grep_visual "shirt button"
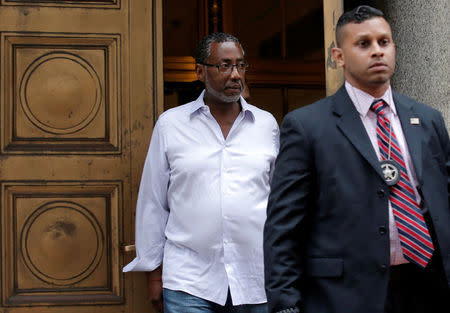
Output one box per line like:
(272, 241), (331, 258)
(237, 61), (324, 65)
(377, 189), (385, 198)
(379, 226), (387, 235)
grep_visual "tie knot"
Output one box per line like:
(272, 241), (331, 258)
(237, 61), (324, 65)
(371, 99), (387, 116)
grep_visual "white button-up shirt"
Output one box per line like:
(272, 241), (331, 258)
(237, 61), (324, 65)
(346, 81), (422, 265)
(123, 91), (280, 305)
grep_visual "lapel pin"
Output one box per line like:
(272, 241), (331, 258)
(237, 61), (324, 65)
(410, 118), (420, 125)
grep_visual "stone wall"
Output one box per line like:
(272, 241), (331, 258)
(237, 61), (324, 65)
(384, 0), (449, 130)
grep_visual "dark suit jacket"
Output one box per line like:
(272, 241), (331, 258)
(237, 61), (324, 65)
(264, 86), (450, 313)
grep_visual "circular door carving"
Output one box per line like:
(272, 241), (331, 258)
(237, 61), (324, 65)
(21, 201), (104, 286)
(20, 52), (102, 134)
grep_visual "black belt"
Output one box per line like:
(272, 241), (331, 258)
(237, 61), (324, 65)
(389, 263), (420, 282)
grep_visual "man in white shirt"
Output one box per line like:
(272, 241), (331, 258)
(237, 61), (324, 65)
(264, 5), (450, 313)
(124, 32), (279, 313)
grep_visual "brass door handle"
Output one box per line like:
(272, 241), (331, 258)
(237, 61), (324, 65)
(120, 244), (136, 252)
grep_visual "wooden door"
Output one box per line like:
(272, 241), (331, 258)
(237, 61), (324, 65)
(0, 1), (162, 312)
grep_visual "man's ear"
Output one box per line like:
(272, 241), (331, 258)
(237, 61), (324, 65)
(331, 47), (345, 68)
(196, 64), (205, 83)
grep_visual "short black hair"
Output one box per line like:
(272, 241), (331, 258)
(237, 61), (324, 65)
(194, 32), (245, 64)
(336, 5), (386, 47)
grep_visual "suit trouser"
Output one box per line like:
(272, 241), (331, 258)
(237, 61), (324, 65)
(385, 256), (450, 312)
(385, 210), (450, 313)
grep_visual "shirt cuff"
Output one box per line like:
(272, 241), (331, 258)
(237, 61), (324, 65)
(123, 256), (161, 272)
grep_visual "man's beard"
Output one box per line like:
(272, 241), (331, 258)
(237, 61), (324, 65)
(205, 76), (242, 103)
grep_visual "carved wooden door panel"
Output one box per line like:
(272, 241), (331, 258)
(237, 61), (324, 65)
(0, 1), (160, 312)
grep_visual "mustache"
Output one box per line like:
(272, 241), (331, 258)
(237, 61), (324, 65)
(224, 81), (243, 90)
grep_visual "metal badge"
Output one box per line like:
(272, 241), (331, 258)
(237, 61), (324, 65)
(380, 160), (400, 186)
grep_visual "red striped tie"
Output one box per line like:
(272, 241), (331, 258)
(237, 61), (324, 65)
(371, 99), (434, 268)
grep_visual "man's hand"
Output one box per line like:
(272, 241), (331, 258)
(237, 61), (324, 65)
(147, 266), (163, 312)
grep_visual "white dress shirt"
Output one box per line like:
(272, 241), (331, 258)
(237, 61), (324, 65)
(345, 81), (422, 265)
(123, 90), (280, 305)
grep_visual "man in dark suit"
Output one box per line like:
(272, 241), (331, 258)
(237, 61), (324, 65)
(264, 5), (450, 313)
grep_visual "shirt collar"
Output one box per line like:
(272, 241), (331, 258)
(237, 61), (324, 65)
(189, 90), (207, 115)
(189, 89), (255, 121)
(345, 81), (397, 117)
(239, 96), (256, 121)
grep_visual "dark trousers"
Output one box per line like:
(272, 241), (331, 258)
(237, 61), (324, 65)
(385, 245), (450, 312)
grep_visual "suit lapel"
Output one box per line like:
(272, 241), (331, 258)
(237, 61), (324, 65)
(332, 87), (386, 181)
(393, 92), (423, 184)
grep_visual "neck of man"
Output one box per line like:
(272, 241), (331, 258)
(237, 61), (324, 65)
(204, 92), (241, 120)
(346, 78), (391, 99)
(204, 92), (242, 139)
(207, 101), (241, 125)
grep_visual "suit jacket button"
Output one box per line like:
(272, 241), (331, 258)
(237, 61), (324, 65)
(380, 264), (388, 273)
(379, 226), (387, 235)
(377, 189), (385, 198)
